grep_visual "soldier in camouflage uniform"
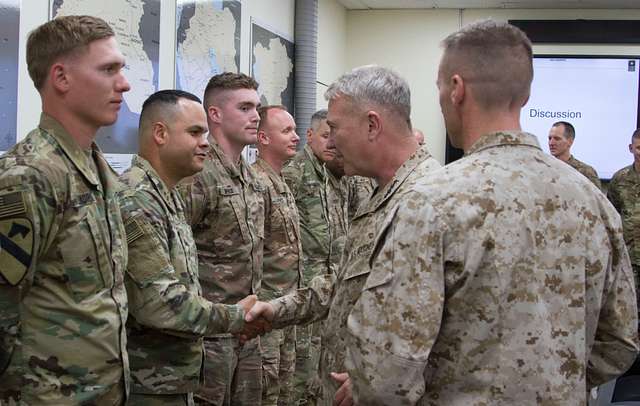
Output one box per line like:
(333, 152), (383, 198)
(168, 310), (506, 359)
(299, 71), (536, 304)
(180, 73), (265, 406)
(341, 21), (638, 405)
(0, 16), (131, 404)
(548, 121), (602, 189)
(243, 66), (442, 406)
(120, 90), (257, 406)
(282, 109), (348, 404)
(253, 105), (303, 406)
(610, 129), (640, 317)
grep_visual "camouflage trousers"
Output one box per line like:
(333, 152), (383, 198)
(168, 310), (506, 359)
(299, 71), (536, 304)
(292, 322), (322, 406)
(261, 325), (296, 406)
(128, 392), (195, 406)
(195, 336), (262, 406)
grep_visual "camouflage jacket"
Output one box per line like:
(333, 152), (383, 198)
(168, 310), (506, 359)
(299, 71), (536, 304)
(283, 145), (331, 285)
(345, 132), (638, 405)
(608, 164), (640, 266)
(326, 171), (350, 274)
(269, 145), (442, 406)
(347, 176), (374, 221)
(180, 138), (264, 315)
(566, 155), (602, 190)
(120, 156), (245, 395)
(253, 159), (302, 300)
(0, 114), (129, 404)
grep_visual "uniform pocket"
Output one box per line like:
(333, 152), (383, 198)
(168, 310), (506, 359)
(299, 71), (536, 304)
(59, 215), (109, 302)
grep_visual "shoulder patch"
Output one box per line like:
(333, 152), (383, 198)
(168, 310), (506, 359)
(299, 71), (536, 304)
(0, 191), (26, 219)
(0, 217), (34, 286)
(125, 219), (145, 245)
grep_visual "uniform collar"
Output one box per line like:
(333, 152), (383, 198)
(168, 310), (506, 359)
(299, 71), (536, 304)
(131, 155), (180, 215)
(303, 144), (326, 180)
(465, 131), (541, 156)
(359, 144), (433, 217)
(256, 158), (288, 194)
(39, 113), (103, 188)
(209, 136), (252, 182)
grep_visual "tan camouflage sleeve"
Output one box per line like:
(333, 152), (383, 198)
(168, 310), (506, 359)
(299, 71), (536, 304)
(345, 202), (445, 405)
(122, 192), (245, 336)
(0, 166), (57, 373)
(587, 207), (639, 388)
(269, 273), (335, 329)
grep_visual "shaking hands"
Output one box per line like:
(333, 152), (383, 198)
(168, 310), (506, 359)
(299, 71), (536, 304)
(235, 295), (276, 343)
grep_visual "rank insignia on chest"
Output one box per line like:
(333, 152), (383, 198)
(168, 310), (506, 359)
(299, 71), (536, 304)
(218, 185), (239, 196)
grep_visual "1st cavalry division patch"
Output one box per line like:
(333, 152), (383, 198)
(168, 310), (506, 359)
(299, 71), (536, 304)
(0, 191), (34, 286)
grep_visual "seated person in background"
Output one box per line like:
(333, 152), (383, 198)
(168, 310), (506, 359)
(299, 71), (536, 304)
(119, 89), (256, 405)
(548, 121), (602, 189)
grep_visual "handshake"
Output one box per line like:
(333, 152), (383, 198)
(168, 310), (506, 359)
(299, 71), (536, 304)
(234, 295), (275, 343)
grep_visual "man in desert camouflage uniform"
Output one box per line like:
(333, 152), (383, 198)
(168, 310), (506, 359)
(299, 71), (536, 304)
(253, 105), (303, 406)
(180, 72), (264, 405)
(120, 90), (257, 406)
(282, 109), (350, 404)
(549, 121), (602, 189)
(341, 21), (639, 405)
(244, 65), (442, 406)
(0, 16), (131, 404)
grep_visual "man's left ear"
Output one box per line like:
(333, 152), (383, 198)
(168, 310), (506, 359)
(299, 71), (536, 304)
(257, 130), (269, 145)
(450, 74), (465, 106)
(367, 111), (382, 142)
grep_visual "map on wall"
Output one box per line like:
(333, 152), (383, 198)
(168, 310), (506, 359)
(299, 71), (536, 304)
(176, 0), (241, 100)
(52, 0), (160, 171)
(251, 20), (294, 114)
(0, 0), (20, 153)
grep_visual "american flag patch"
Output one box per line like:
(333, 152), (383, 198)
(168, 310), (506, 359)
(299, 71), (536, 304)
(0, 192), (26, 219)
(125, 219), (145, 245)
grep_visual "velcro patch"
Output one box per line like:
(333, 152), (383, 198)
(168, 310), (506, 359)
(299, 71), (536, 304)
(0, 217), (34, 285)
(0, 191), (26, 219)
(125, 219), (145, 245)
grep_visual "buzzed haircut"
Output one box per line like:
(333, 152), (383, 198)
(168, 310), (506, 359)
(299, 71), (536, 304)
(203, 72), (259, 109)
(139, 89), (201, 135)
(257, 105), (287, 131)
(310, 109), (328, 132)
(632, 128), (640, 142)
(325, 65), (412, 127)
(27, 15), (114, 90)
(552, 121), (576, 140)
(440, 20), (533, 110)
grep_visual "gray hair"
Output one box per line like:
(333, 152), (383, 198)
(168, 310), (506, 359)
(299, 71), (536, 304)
(324, 65), (411, 124)
(309, 109), (327, 132)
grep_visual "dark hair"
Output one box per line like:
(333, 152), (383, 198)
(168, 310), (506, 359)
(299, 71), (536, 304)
(27, 15), (114, 90)
(139, 89), (201, 129)
(203, 72), (259, 108)
(552, 121), (576, 140)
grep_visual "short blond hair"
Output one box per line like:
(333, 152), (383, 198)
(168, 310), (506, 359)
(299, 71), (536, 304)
(27, 15), (114, 90)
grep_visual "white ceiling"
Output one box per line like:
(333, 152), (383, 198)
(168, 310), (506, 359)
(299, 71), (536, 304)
(337, 0), (640, 9)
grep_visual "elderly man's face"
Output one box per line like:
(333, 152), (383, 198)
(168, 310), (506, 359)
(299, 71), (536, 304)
(327, 96), (367, 176)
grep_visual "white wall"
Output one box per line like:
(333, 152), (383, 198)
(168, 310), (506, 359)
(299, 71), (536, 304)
(14, 0), (295, 142)
(317, 0), (348, 109)
(345, 9), (460, 163)
(341, 8), (640, 164)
